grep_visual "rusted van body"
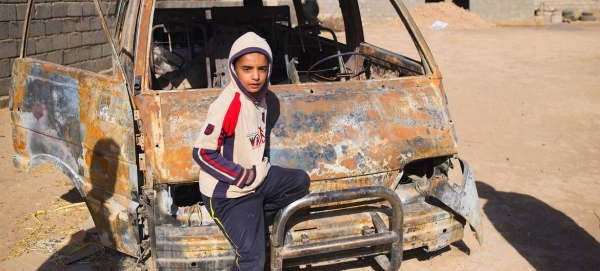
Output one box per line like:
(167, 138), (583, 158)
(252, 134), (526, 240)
(10, 0), (482, 270)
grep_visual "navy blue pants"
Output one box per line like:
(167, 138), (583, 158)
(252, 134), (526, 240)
(201, 166), (310, 271)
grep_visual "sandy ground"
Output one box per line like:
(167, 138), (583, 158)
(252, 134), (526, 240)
(1, 22), (600, 270)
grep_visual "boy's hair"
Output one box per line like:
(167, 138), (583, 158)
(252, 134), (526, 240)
(232, 56), (240, 68)
(231, 52), (269, 69)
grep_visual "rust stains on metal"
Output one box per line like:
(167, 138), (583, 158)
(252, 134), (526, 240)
(428, 158), (484, 244)
(10, 57), (140, 256)
(135, 0), (155, 97)
(147, 78), (456, 184)
(10, 0), (484, 267)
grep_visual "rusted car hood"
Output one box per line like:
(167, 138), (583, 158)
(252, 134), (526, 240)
(152, 77), (458, 189)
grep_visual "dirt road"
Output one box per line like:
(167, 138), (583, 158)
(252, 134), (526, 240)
(1, 22), (599, 270)
(395, 22), (600, 271)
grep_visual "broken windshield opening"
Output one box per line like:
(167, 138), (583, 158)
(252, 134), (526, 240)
(148, 1), (426, 91)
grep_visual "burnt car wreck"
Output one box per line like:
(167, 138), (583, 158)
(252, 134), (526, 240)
(10, 0), (483, 270)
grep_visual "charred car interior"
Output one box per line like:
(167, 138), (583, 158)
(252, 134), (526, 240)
(149, 4), (424, 91)
(10, 0), (482, 270)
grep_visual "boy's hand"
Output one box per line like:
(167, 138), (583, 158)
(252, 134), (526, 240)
(255, 157), (271, 181)
(235, 157), (271, 189)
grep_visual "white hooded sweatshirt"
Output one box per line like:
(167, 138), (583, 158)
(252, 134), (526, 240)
(192, 32), (273, 198)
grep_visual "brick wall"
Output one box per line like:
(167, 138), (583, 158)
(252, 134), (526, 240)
(0, 0), (116, 98)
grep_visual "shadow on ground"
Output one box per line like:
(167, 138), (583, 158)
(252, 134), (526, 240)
(477, 181), (600, 270)
(59, 187), (85, 204)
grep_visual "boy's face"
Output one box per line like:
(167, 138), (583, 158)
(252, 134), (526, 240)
(234, 52), (269, 99)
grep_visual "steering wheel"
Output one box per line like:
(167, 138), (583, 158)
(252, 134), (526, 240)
(306, 52), (374, 82)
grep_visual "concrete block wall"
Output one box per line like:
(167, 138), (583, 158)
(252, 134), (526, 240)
(470, 0), (536, 24)
(319, 0), (592, 26)
(534, 0), (600, 12)
(155, 0), (298, 24)
(356, 0), (404, 23)
(318, 0), (429, 14)
(2, 0), (595, 103)
(156, 0), (247, 8)
(0, 0), (116, 98)
(318, 0), (427, 22)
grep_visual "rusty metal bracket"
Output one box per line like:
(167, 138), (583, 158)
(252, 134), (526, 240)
(138, 153), (147, 171)
(429, 158), (483, 245)
(143, 188), (159, 270)
(270, 186), (403, 271)
(136, 133), (145, 151)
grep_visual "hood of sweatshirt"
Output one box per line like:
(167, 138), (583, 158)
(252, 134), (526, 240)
(228, 32), (273, 102)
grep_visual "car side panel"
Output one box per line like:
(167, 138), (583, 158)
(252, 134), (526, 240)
(10, 58), (140, 256)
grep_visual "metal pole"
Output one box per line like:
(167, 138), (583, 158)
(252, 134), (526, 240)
(20, 0), (35, 58)
(92, 0), (128, 83)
